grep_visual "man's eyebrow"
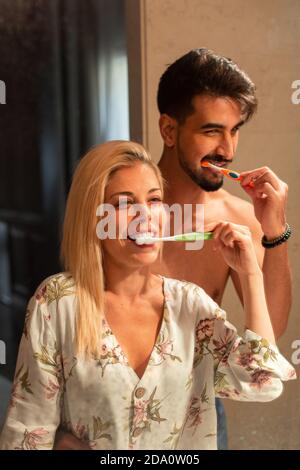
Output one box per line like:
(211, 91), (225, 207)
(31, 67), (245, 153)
(200, 120), (245, 130)
(232, 120), (245, 130)
(108, 188), (161, 200)
(200, 123), (225, 130)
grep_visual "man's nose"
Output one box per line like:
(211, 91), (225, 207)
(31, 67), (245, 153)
(216, 134), (235, 159)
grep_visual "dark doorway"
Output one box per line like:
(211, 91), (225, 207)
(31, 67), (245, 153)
(0, 0), (129, 380)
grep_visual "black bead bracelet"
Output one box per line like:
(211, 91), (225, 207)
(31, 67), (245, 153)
(261, 223), (292, 248)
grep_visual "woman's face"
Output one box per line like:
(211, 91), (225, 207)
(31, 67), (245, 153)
(101, 162), (164, 269)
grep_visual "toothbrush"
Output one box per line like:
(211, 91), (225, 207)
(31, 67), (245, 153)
(135, 231), (214, 245)
(201, 161), (254, 187)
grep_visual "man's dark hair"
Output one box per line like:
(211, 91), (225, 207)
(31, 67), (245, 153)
(157, 48), (257, 123)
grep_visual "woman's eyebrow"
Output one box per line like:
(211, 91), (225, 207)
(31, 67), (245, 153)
(148, 188), (161, 193)
(108, 191), (133, 200)
(109, 188), (161, 200)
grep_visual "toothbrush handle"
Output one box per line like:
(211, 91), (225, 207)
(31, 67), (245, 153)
(173, 232), (213, 241)
(222, 168), (241, 181)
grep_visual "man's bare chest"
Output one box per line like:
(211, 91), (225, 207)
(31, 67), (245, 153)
(151, 242), (230, 303)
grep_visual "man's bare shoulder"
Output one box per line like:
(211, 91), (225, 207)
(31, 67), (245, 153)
(218, 189), (262, 233)
(220, 188), (253, 213)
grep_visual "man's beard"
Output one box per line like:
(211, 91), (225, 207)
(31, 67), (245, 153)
(178, 150), (224, 192)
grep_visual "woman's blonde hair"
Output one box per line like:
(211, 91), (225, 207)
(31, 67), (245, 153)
(61, 140), (164, 357)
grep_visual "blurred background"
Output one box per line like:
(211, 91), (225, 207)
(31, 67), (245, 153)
(0, 0), (299, 449)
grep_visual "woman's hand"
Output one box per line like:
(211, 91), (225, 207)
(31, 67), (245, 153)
(212, 221), (261, 276)
(54, 429), (90, 450)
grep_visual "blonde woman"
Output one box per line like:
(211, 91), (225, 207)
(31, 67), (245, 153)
(0, 141), (295, 450)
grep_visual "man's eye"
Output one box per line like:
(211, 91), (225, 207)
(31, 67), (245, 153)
(204, 130), (219, 135)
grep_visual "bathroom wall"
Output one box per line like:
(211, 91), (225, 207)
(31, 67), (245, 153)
(126, 0), (300, 449)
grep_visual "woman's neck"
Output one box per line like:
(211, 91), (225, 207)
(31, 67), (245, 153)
(103, 262), (158, 300)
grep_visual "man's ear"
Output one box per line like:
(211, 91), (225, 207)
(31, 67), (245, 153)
(159, 114), (177, 147)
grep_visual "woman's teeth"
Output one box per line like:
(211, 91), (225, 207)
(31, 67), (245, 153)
(128, 232), (156, 245)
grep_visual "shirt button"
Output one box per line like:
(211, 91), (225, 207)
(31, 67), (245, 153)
(135, 387), (146, 398)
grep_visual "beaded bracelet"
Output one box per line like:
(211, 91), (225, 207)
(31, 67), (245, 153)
(261, 223), (292, 248)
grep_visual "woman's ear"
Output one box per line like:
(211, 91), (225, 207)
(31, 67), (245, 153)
(159, 114), (177, 148)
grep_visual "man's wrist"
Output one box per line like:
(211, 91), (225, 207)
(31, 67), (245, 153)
(263, 223), (286, 240)
(262, 223), (291, 248)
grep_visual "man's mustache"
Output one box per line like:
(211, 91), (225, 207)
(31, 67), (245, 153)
(203, 154), (233, 164)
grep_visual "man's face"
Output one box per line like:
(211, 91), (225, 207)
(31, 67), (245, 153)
(175, 95), (244, 191)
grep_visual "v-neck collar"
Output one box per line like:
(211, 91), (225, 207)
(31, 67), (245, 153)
(103, 275), (168, 384)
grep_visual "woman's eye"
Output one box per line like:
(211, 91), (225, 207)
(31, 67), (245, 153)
(115, 199), (132, 208)
(149, 197), (162, 203)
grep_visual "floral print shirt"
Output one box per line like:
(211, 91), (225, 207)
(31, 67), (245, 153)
(0, 273), (296, 450)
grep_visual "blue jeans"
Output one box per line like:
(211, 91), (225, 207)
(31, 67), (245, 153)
(216, 398), (228, 450)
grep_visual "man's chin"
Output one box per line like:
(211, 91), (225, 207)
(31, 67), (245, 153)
(198, 178), (224, 192)
(178, 157), (223, 192)
(188, 173), (224, 192)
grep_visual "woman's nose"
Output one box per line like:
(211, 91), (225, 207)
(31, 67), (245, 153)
(137, 204), (152, 224)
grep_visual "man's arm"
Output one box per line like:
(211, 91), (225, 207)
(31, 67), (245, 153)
(231, 167), (292, 338)
(262, 242), (292, 337)
(230, 224), (292, 338)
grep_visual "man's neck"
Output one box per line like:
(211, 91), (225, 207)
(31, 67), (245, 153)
(158, 148), (217, 205)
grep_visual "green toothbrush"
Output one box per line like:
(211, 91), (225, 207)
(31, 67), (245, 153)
(135, 231), (214, 245)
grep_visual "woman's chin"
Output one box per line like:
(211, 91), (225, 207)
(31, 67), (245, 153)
(131, 250), (160, 265)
